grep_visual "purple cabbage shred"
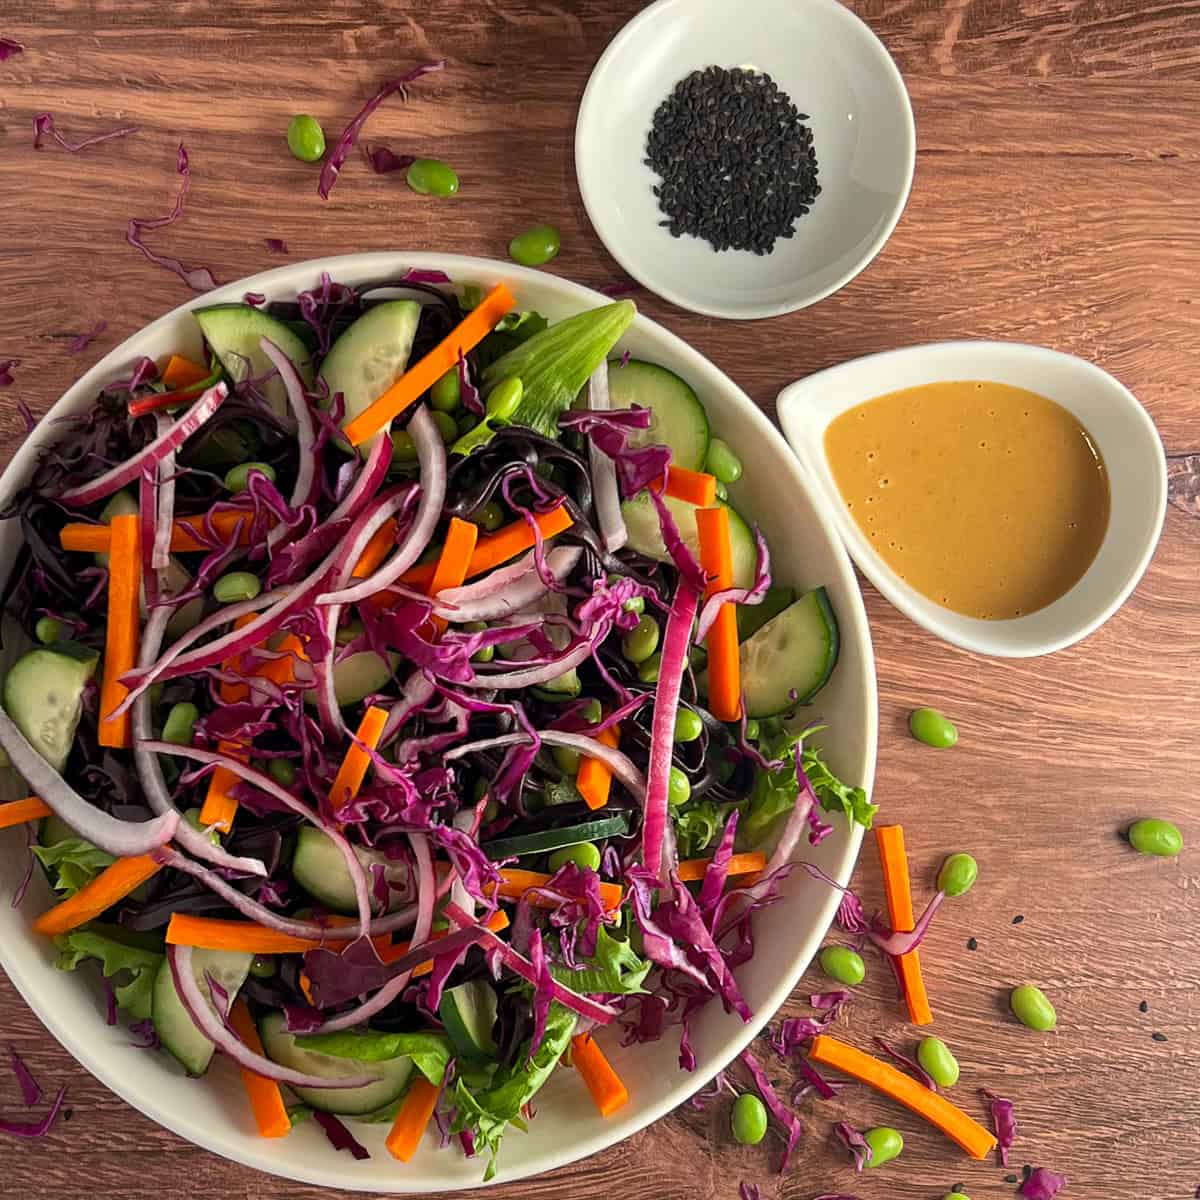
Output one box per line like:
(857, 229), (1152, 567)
(68, 320), (107, 353)
(0, 38), (24, 60)
(738, 1184), (760, 1200)
(833, 1119), (873, 1172)
(364, 146), (416, 174)
(265, 238), (289, 254)
(312, 1110), (370, 1160)
(871, 1036), (937, 1091)
(1020, 1167), (1068, 1198)
(0, 359), (18, 388)
(33, 112), (138, 153)
(981, 1087), (1017, 1165)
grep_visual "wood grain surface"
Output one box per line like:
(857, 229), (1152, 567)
(1, 2), (1198, 1198)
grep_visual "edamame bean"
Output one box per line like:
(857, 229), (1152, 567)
(391, 429), (418, 463)
(508, 223), (561, 268)
(621, 615), (660, 664)
(1010, 985), (1057, 1031)
(35, 616), (65, 645)
(267, 758), (297, 787)
(943, 1193), (971, 1200)
(224, 461), (276, 492)
(818, 944), (866, 987)
(162, 702), (199, 746)
(214, 571), (262, 603)
(548, 842), (601, 873)
(474, 501), (505, 532)
(637, 653), (661, 684)
(623, 595), (646, 615)
(730, 1093), (768, 1145)
(715, 480), (729, 501)
(286, 114), (326, 163)
(183, 808), (221, 845)
(457, 413), (480, 437)
(674, 708), (703, 743)
(430, 369), (461, 412)
(486, 377), (523, 422)
(916, 1036), (960, 1087)
(704, 437), (743, 484)
(431, 410), (459, 443)
(406, 157), (460, 198)
(668, 766), (691, 807)
(909, 706), (958, 748)
(249, 955), (277, 979)
(472, 642), (495, 663)
(863, 1126), (903, 1168)
(1127, 817), (1183, 858)
(552, 745), (581, 776)
(937, 853), (978, 897)
(576, 698), (603, 725)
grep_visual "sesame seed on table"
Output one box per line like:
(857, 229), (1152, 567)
(1, 2), (1199, 1199)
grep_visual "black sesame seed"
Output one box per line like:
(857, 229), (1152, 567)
(967, 937), (978, 951)
(1004, 1174), (1018, 1184)
(63, 1108), (74, 1122)
(1152, 1031), (1168, 1042)
(1012, 914), (1025, 925)
(1139, 1000), (1150, 1013)
(953, 1184), (965, 1193)
(1022, 1164), (1033, 1179)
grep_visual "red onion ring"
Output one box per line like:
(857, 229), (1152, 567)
(432, 546), (582, 623)
(260, 337), (320, 548)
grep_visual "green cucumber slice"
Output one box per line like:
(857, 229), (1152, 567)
(736, 585), (797, 643)
(318, 300), (421, 432)
(302, 649), (396, 710)
(292, 826), (409, 914)
(621, 493), (757, 589)
(2, 643), (99, 772)
(735, 588), (840, 719)
(153, 948), (252, 1076)
(439, 979), (498, 1063)
(481, 812), (630, 860)
(258, 1011), (413, 1115)
(193, 304), (313, 416)
(608, 359), (710, 471)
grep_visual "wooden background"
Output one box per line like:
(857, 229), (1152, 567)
(1, 1), (1198, 1197)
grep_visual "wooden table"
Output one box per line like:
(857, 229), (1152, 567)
(1, 1), (1198, 1197)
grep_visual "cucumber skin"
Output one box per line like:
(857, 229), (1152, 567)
(608, 359), (710, 472)
(317, 300), (420, 425)
(153, 949), (252, 1077)
(736, 586), (797, 643)
(193, 305), (313, 413)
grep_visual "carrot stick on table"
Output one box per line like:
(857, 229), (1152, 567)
(32, 854), (162, 937)
(229, 1000), (291, 1139)
(675, 850), (767, 884)
(576, 723), (620, 811)
(658, 466), (717, 507)
(98, 514), (140, 749)
(343, 283), (516, 447)
(808, 1035), (997, 1159)
(571, 1033), (629, 1117)
(329, 706), (389, 811)
(875, 824), (933, 1026)
(385, 1076), (442, 1162)
(695, 505), (741, 722)
(0, 797), (52, 831)
(425, 517), (479, 634)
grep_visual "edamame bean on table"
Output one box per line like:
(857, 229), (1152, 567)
(863, 1125), (903, 1167)
(1010, 984), (1057, 1031)
(406, 157), (460, 197)
(819, 944), (866, 986)
(917, 1036), (960, 1087)
(286, 114), (325, 162)
(730, 1093), (767, 1145)
(937, 852), (978, 897)
(1127, 817), (1183, 858)
(909, 706), (958, 748)
(509, 223), (562, 267)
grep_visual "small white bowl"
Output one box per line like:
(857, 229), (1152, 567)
(574, 0), (915, 319)
(776, 341), (1168, 657)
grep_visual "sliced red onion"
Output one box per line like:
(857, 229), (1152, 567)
(868, 890), (946, 957)
(444, 902), (617, 1025)
(587, 361), (627, 552)
(58, 383), (228, 507)
(642, 582), (700, 882)
(433, 546), (582, 623)
(166, 945), (379, 1088)
(695, 528), (772, 642)
(312, 605), (347, 742)
(0, 708), (177, 856)
(261, 337), (319, 547)
(317, 407), (446, 606)
(0, 1086), (67, 1138)
(325, 431), (393, 528)
(381, 671), (436, 745)
(149, 413), (177, 572)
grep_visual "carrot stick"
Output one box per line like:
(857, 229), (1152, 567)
(0, 797), (52, 831)
(32, 854), (161, 936)
(695, 505), (741, 722)
(496, 868), (622, 912)
(380, 909), (510, 970)
(200, 741), (246, 833)
(875, 824), (933, 1026)
(576, 723), (620, 811)
(658, 466), (717, 507)
(329, 706), (389, 811)
(217, 614), (257, 704)
(352, 518), (397, 579)
(426, 517), (479, 635)
(98, 514), (140, 748)
(161, 354), (210, 390)
(676, 850), (767, 884)
(571, 1033), (629, 1117)
(229, 1000), (291, 1139)
(59, 511), (254, 555)
(400, 505), (574, 590)
(386, 1076), (442, 1162)
(809, 1035), (997, 1159)
(166, 913), (391, 956)
(128, 385), (213, 419)
(344, 284), (517, 447)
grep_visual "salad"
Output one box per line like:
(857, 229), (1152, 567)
(0, 267), (871, 1177)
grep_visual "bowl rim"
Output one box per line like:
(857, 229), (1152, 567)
(574, 0), (917, 320)
(0, 252), (878, 1190)
(775, 338), (1168, 657)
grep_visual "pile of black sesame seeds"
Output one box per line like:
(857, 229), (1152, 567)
(646, 66), (820, 255)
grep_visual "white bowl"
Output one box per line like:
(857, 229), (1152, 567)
(776, 341), (1167, 657)
(0, 254), (877, 1191)
(574, 0), (915, 319)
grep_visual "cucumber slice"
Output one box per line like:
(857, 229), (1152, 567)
(439, 979), (498, 1063)
(292, 826), (409, 914)
(608, 359), (710, 471)
(301, 650), (396, 709)
(736, 585), (797, 643)
(621, 494), (757, 589)
(193, 305), (313, 416)
(153, 948), (252, 1076)
(481, 812), (630, 860)
(258, 1011), (414, 1115)
(736, 588), (840, 719)
(2, 643), (99, 772)
(318, 301), (421, 431)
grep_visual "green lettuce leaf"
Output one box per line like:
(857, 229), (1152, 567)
(550, 925), (651, 996)
(295, 1029), (451, 1086)
(33, 837), (115, 897)
(803, 744), (876, 830)
(54, 929), (163, 1019)
(451, 1003), (576, 1180)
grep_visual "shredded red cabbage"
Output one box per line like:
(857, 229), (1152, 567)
(264, 237), (289, 254)
(68, 320), (107, 353)
(871, 1036), (937, 1091)
(318, 62), (445, 199)
(32, 112), (138, 152)
(363, 145), (416, 174)
(0, 359), (18, 387)
(0, 1050), (65, 1140)
(833, 1119), (873, 1171)
(0, 37), (23, 60)
(738, 1048), (803, 1172)
(738, 1184), (760, 1200)
(313, 1110), (371, 1160)
(981, 1087), (1017, 1165)
(1020, 1168), (1068, 1198)
(9, 1048), (41, 1107)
